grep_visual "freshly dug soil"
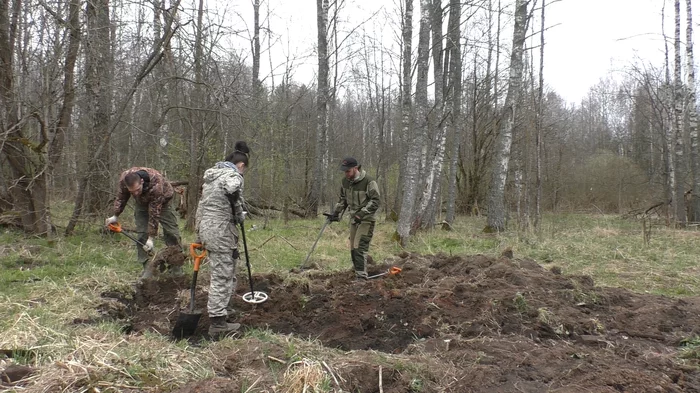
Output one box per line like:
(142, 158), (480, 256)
(98, 252), (700, 392)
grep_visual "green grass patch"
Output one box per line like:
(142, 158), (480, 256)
(2, 211), (700, 390)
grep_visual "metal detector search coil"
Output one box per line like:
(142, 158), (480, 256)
(242, 291), (269, 304)
(239, 220), (270, 304)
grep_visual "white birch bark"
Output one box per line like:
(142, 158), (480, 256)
(673, 0), (686, 226)
(308, 0), (330, 217)
(535, 0), (545, 229)
(686, 0), (700, 222)
(485, 0), (529, 232)
(415, 0), (447, 229)
(252, 0), (260, 90)
(662, 2), (676, 221)
(394, 0), (413, 221)
(445, 0), (462, 225)
(397, 0), (429, 245)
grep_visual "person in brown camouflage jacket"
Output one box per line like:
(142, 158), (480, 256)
(105, 167), (182, 278)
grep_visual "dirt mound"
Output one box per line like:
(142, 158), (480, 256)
(142, 245), (186, 277)
(97, 252), (700, 391)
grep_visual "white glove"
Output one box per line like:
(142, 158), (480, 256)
(143, 237), (154, 253)
(105, 215), (118, 226)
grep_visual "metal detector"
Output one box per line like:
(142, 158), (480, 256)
(298, 212), (335, 270)
(239, 221), (269, 304)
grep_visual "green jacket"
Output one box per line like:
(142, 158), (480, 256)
(333, 169), (380, 222)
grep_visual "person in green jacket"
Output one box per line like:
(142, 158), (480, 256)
(330, 157), (381, 279)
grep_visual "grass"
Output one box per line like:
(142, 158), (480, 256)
(1, 208), (700, 391)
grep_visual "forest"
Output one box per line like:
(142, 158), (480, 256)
(5, 1), (700, 392)
(0, 0), (691, 241)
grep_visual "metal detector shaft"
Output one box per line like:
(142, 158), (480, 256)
(239, 221), (255, 296)
(302, 218), (330, 267)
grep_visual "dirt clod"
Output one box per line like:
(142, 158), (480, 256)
(1, 365), (35, 385)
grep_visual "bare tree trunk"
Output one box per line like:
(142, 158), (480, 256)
(662, 2), (676, 223)
(308, 0), (330, 217)
(397, 0), (428, 245)
(673, 0), (686, 227)
(535, 0), (545, 229)
(494, 0), (501, 105)
(0, 0), (34, 231)
(686, 0), (700, 222)
(485, 0), (529, 233)
(252, 0), (260, 91)
(185, 0), (205, 231)
(85, 0), (113, 216)
(445, 0), (462, 225)
(392, 0), (413, 221)
(0, 0), (71, 234)
(414, 0), (447, 229)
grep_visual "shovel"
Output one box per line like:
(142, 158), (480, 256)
(367, 266), (402, 279)
(107, 222), (149, 249)
(172, 243), (206, 339)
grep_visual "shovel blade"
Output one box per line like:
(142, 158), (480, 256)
(172, 312), (202, 339)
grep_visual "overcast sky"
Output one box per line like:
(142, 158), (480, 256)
(545, 0), (682, 103)
(227, 0), (697, 104)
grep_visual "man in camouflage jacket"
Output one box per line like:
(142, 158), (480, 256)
(331, 157), (381, 279)
(105, 167), (182, 277)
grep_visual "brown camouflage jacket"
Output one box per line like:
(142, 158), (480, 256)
(113, 167), (174, 237)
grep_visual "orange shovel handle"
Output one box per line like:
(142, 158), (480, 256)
(107, 222), (122, 233)
(189, 243), (207, 272)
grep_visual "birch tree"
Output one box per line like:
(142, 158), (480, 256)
(397, 0), (429, 245)
(686, 0), (700, 222)
(414, 0), (448, 229)
(252, 0), (261, 91)
(661, 1), (676, 221)
(535, 0), (546, 229)
(672, 0), (686, 226)
(307, 0), (330, 217)
(445, 0), (462, 226)
(485, 0), (529, 232)
(390, 0), (414, 220)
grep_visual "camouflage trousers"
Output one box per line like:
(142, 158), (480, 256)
(349, 221), (375, 277)
(134, 200), (181, 264)
(207, 249), (240, 318)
